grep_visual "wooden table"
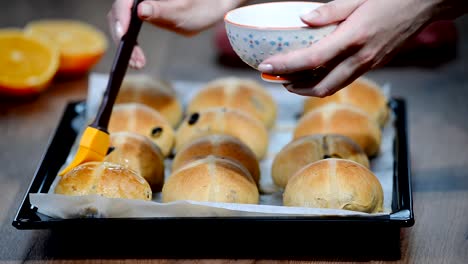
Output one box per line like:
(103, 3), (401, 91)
(1, 1), (467, 263)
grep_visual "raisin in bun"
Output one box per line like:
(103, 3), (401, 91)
(108, 103), (174, 157)
(303, 77), (389, 127)
(187, 77), (277, 128)
(104, 132), (165, 192)
(271, 134), (369, 188)
(175, 107), (269, 159)
(162, 156), (259, 204)
(172, 134), (260, 185)
(115, 74), (183, 127)
(55, 162), (152, 201)
(294, 103), (381, 157)
(283, 159), (384, 213)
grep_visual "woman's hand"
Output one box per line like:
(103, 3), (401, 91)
(107, 0), (246, 69)
(258, 0), (465, 97)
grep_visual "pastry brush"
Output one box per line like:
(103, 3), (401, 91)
(59, 0), (144, 176)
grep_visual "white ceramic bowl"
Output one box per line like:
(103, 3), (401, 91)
(224, 1), (337, 82)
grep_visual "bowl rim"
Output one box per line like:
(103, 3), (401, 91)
(224, 1), (326, 30)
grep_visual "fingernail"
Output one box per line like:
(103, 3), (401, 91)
(301, 10), (319, 21)
(258, 63), (273, 73)
(115, 21), (123, 39)
(139, 3), (153, 18)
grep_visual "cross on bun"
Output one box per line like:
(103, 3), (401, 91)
(162, 156), (259, 204)
(294, 103), (382, 157)
(105, 132), (165, 192)
(172, 134), (260, 185)
(187, 77), (277, 128)
(55, 161), (152, 201)
(272, 134), (369, 188)
(115, 74), (183, 127)
(108, 103), (175, 157)
(175, 107), (269, 159)
(283, 158), (383, 213)
(303, 77), (389, 127)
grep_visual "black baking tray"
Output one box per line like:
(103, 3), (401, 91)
(11, 98), (414, 259)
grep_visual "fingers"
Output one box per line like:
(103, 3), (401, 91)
(108, 0), (147, 69)
(258, 27), (353, 75)
(258, 0), (367, 84)
(129, 45), (146, 69)
(284, 51), (370, 97)
(108, 0), (134, 42)
(300, 0), (365, 26)
(137, 1), (184, 32)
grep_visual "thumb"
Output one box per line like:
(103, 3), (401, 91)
(137, 1), (184, 32)
(301, 0), (365, 26)
(108, 0), (134, 42)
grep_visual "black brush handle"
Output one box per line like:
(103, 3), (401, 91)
(91, 0), (144, 131)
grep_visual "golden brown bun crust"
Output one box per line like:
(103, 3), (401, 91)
(115, 74), (183, 127)
(172, 134), (260, 185)
(294, 104), (381, 157)
(283, 159), (383, 213)
(108, 103), (175, 157)
(175, 107), (269, 159)
(55, 162), (152, 201)
(162, 156), (259, 204)
(105, 132), (165, 192)
(187, 77), (277, 128)
(303, 77), (389, 126)
(272, 134), (369, 188)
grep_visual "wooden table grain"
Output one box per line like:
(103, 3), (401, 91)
(1, 1), (467, 263)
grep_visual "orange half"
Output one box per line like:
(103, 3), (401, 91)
(0, 29), (59, 96)
(25, 19), (108, 75)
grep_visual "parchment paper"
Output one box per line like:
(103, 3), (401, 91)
(30, 73), (394, 218)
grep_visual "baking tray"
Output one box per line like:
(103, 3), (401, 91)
(11, 98), (414, 258)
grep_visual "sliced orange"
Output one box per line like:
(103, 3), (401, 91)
(0, 29), (59, 97)
(25, 19), (108, 75)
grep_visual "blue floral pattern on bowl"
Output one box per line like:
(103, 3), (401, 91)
(225, 25), (336, 70)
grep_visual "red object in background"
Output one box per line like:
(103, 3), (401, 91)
(214, 20), (459, 68)
(401, 20), (458, 51)
(214, 22), (238, 58)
